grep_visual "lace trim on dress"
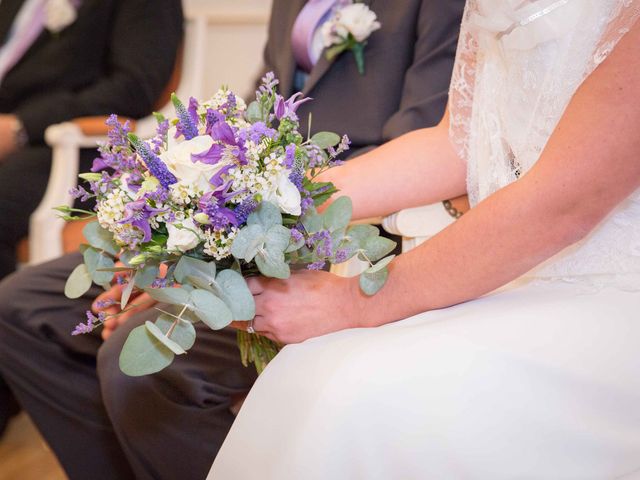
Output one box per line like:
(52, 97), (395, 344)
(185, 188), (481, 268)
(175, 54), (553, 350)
(447, 0), (640, 291)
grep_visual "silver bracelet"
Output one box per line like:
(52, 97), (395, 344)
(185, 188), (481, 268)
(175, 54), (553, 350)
(442, 199), (463, 219)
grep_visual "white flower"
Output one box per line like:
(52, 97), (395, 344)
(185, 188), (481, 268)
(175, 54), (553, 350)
(166, 218), (201, 253)
(160, 128), (229, 192)
(322, 3), (381, 45)
(264, 171), (302, 216)
(44, 0), (78, 33)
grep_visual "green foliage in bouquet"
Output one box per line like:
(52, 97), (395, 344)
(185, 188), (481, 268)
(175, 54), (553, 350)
(62, 73), (395, 376)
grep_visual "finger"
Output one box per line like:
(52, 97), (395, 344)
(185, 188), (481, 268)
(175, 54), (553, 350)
(117, 294), (157, 324)
(245, 277), (266, 295)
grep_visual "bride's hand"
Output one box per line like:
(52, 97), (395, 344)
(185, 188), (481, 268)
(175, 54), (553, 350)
(238, 271), (365, 344)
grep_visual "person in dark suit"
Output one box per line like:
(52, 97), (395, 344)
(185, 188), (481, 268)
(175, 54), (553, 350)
(0, 1), (464, 479)
(0, 0), (184, 279)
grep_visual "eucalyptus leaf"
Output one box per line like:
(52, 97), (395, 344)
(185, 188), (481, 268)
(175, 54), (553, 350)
(145, 321), (186, 355)
(155, 314), (196, 350)
(134, 263), (160, 289)
(64, 263), (93, 299)
(310, 131), (341, 149)
(121, 277), (135, 309)
(365, 255), (396, 274)
(82, 221), (119, 257)
(82, 247), (115, 286)
(285, 235), (305, 253)
(189, 289), (233, 330)
(230, 224), (265, 261)
(119, 325), (174, 377)
(215, 269), (255, 320)
(265, 225), (291, 253)
(144, 287), (190, 306)
(119, 250), (139, 267)
(359, 267), (389, 296)
(174, 256), (216, 284)
(247, 201), (282, 230)
(256, 249), (290, 279)
(362, 236), (397, 262)
(323, 196), (352, 232)
(301, 209), (323, 235)
(246, 100), (265, 123)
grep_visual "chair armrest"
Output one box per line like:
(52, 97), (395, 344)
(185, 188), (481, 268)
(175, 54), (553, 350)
(70, 116), (136, 137)
(382, 203), (455, 252)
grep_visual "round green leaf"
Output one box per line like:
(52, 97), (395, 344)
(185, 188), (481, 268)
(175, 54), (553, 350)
(145, 321), (187, 355)
(155, 314), (197, 350)
(256, 249), (290, 279)
(310, 131), (341, 149)
(215, 269), (256, 321)
(83, 247), (115, 286)
(323, 196), (352, 232)
(64, 263), (93, 299)
(230, 224), (265, 261)
(82, 221), (119, 256)
(247, 201), (282, 230)
(144, 287), (191, 305)
(134, 263), (160, 289)
(174, 256), (216, 285)
(189, 289), (233, 330)
(265, 225), (291, 253)
(119, 325), (174, 377)
(365, 255), (396, 274)
(362, 236), (397, 262)
(359, 267), (389, 296)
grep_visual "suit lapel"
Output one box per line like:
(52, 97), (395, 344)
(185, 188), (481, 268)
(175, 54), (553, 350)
(0, 0), (26, 46)
(302, 52), (334, 95)
(301, 0), (374, 95)
(276, 0), (307, 96)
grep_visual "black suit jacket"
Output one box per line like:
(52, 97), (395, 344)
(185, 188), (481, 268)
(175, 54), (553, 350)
(262, 0), (465, 157)
(0, 0), (183, 143)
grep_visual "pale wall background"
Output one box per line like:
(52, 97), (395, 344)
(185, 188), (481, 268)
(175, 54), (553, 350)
(183, 0), (274, 99)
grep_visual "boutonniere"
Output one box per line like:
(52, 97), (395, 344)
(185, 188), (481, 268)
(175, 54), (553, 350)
(321, 1), (381, 75)
(44, 0), (81, 34)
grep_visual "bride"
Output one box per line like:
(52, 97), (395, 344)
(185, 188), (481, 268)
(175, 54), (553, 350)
(211, 0), (640, 478)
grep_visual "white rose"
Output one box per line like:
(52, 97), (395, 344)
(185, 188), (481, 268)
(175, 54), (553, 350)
(45, 0), (78, 33)
(334, 4), (381, 43)
(161, 128), (230, 192)
(166, 218), (201, 253)
(264, 171), (302, 216)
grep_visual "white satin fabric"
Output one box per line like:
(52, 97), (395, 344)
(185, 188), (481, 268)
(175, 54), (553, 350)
(209, 1), (640, 478)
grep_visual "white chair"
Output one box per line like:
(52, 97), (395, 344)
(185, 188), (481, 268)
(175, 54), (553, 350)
(29, 2), (270, 264)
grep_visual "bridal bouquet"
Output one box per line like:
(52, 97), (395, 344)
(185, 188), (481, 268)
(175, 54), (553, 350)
(61, 73), (396, 376)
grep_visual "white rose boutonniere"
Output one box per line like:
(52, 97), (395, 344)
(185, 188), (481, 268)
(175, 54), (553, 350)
(45, 0), (80, 34)
(321, 1), (381, 75)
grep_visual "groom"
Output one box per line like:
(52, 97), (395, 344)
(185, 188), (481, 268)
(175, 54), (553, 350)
(0, 0), (465, 479)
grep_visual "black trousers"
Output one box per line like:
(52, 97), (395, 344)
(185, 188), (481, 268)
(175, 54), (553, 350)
(0, 145), (95, 279)
(0, 253), (258, 480)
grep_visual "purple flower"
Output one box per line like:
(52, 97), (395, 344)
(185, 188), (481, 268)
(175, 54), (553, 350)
(334, 248), (350, 263)
(233, 197), (258, 225)
(69, 185), (91, 202)
(274, 92), (312, 121)
(172, 94), (199, 140)
(71, 311), (106, 336)
(119, 199), (165, 242)
(307, 261), (326, 271)
(239, 122), (277, 144)
(106, 114), (131, 147)
(94, 298), (117, 309)
(285, 144), (296, 169)
(129, 134), (177, 189)
(198, 191), (239, 229)
(308, 229), (333, 258)
(290, 227), (304, 243)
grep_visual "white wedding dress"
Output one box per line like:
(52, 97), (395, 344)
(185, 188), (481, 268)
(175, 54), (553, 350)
(209, 1), (640, 478)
